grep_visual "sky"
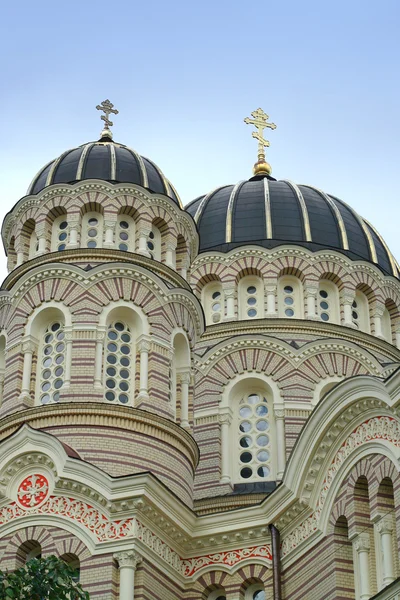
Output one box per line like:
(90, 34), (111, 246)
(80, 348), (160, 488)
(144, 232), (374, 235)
(1, 0), (399, 282)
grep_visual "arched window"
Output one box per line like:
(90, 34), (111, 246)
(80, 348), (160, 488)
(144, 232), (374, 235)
(147, 225), (161, 261)
(245, 583), (266, 599)
(352, 291), (370, 333)
(19, 541), (42, 564)
(318, 280), (340, 323)
(38, 321), (66, 405)
(51, 216), (69, 252)
(104, 320), (133, 405)
(236, 390), (274, 483)
(333, 517), (354, 598)
(238, 276), (263, 320)
(278, 276), (303, 318)
(21, 219), (36, 261)
(171, 332), (191, 427)
(8, 236), (17, 271)
(82, 211), (103, 249)
(202, 282), (224, 325)
(60, 553), (80, 582)
(29, 231), (38, 259)
(381, 307), (392, 343)
(176, 234), (188, 276)
(375, 478), (398, 589)
(117, 214), (136, 252)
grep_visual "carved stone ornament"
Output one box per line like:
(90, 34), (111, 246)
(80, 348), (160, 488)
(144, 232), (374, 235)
(114, 549), (142, 569)
(218, 413), (232, 426)
(17, 474), (49, 509)
(354, 532), (371, 553)
(377, 515), (394, 535)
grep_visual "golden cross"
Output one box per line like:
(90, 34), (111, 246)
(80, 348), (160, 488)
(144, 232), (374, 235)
(244, 108), (277, 162)
(96, 99), (119, 132)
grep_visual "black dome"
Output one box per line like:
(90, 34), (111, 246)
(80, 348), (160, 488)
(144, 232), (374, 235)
(186, 177), (399, 277)
(28, 139), (181, 206)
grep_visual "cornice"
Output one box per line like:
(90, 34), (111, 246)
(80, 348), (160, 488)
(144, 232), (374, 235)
(0, 403), (199, 469)
(2, 249), (191, 292)
(197, 318), (400, 363)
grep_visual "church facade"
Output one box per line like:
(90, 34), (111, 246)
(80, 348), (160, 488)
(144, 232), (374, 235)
(0, 103), (399, 600)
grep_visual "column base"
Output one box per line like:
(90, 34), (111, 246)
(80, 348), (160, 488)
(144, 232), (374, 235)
(18, 393), (34, 407)
(136, 391), (149, 403)
(220, 475), (231, 484)
(180, 420), (190, 430)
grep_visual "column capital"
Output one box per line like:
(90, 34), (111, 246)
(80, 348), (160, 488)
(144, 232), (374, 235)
(304, 285), (318, 296)
(354, 532), (370, 553)
(137, 335), (151, 353)
(377, 515), (393, 535)
(114, 549), (142, 569)
(274, 406), (285, 420)
(219, 409), (233, 425)
(342, 292), (356, 305)
(22, 339), (36, 353)
(179, 369), (192, 385)
(223, 286), (236, 298)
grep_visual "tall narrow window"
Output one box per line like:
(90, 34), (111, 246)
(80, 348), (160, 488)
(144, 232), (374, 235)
(352, 291), (370, 333)
(278, 276), (303, 318)
(203, 282), (224, 325)
(318, 280), (340, 323)
(104, 321), (133, 405)
(237, 392), (273, 482)
(238, 276), (263, 320)
(51, 217), (68, 252)
(117, 215), (135, 252)
(38, 322), (65, 404)
(82, 212), (103, 249)
(147, 225), (161, 260)
(381, 307), (392, 343)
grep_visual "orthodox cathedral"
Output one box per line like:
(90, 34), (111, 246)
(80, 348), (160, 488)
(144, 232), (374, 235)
(0, 101), (399, 600)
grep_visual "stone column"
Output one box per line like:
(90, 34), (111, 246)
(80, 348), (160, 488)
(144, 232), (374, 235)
(305, 286), (318, 320)
(373, 303), (385, 339)
(137, 229), (152, 257)
(219, 410), (232, 483)
(377, 515), (395, 587)
(137, 336), (151, 402)
(353, 532), (371, 600)
(37, 236), (47, 255)
(19, 339), (35, 404)
(63, 329), (73, 389)
(114, 550), (142, 600)
(0, 368), (5, 406)
(165, 242), (176, 269)
(67, 227), (79, 248)
(223, 287), (235, 320)
(16, 249), (24, 266)
(180, 258), (190, 280)
(94, 330), (106, 389)
(104, 219), (116, 248)
(396, 328), (400, 350)
(343, 293), (356, 328)
(274, 407), (286, 479)
(179, 369), (191, 429)
(265, 284), (277, 317)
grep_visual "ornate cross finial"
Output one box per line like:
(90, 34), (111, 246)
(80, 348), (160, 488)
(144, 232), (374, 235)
(244, 108), (277, 175)
(96, 99), (119, 139)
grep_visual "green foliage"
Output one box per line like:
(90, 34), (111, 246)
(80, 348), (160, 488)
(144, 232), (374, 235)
(0, 555), (90, 600)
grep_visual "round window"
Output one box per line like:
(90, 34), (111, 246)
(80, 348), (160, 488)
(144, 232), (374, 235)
(284, 285), (293, 294)
(119, 220), (129, 229)
(247, 286), (257, 294)
(321, 313), (329, 321)
(240, 467), (252, 479)
(319, 290), (328, 298)
(284, 296), (294, 305)
(212, 291), (221, 300)
(247, 308), (257, 318)
(320, 301), (329, 310)
(285, 308), (294, 317)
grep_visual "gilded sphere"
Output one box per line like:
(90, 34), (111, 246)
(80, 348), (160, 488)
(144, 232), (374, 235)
(253, 160), (272, 176)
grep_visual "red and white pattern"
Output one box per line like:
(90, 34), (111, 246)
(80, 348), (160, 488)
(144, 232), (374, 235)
(17, 474), (49, 508)
(182, 545), (272, 577)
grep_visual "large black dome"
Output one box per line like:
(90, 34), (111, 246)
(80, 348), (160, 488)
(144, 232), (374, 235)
(28, 139), (181, 206)
(186, 176), (399, 277)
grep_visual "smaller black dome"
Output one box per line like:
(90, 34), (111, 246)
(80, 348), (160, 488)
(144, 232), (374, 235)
(186, 176), (399, 278)
(28, 139), (181, 206)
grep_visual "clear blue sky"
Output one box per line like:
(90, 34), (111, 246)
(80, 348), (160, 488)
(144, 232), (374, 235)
(1, 0), (399, 281)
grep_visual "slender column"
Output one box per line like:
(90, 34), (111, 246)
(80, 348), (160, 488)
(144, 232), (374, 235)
(180, 258), (190, 280)
(104, 219), (116, 248)
(223, 287), (235, 320)
(94, 330), (106, 389)
(137, 336), (151, 402)
(137, 229), (151, 257)
(179, 369), (191, 429)
(396, 329), (400, 350)
(0, 369), (5, 406)
(113, 550), (142, 600)
(265, 284), (277, 316)
(37, 236), (47, 254)
(354, 532), (371, 600)
(67, 227), (79, 248)
(63, 329), (73, 389)
(19, 340), (35, 403)
(305, 286), (318, 320)
(165, 242), (176, 269)
(17, 251), (24, 266)
(377, 515), (395, 586)
(219, 410), (232, 483)
(373, 304), (385, 339)
(274, 407), (286, 479)
(343, 293), (356, 328)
